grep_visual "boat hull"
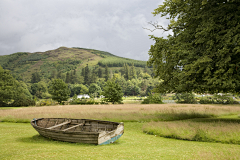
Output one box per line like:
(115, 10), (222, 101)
(31, 118), (124, 145)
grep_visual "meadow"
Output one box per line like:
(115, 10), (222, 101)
(1, 104), (240, 159)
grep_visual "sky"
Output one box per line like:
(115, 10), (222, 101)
(0, 0), (171, 61)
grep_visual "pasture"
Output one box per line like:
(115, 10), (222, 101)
(1, 104), (240, 159)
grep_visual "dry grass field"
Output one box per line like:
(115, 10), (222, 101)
(1, 104), (240, 122)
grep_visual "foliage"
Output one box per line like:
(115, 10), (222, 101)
(0, 66), (35, 107)
(199, 94), (239, 104)
(98, 57), (147, 68)
(125, 83), (140, 96)
(174, 93), (197, 104)
(48, 79), (70, 104)
(11, 94), (35, 107)
(69, 84), (89, 97)
(0, 52), (28, 70)
(141, 93), (163, 104)
(0, 66), (18, 104)
(18, 81), (32, 100)
(36, 99), (58, 106)
(69, 96), (95, 105)
(89, 83), (102, 97)
(17, 53), (48, 64)
(31, 72), (41, 83)
(102, 80), (123, 104)
(104, 65), (109, 81)
(148, 0), (240, 94)
(31, 81), (48, 99)
(0, 47), (148, 83)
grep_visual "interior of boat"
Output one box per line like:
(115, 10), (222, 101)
(34, 118), (119, 132)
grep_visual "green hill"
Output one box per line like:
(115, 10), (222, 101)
(0, 47), (148, 82)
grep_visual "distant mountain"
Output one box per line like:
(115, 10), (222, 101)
(0, 47), (148, 82)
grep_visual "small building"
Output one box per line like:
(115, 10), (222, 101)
(77, 94), (90, 99)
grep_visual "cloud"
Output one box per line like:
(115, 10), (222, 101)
(0, 0), (170, 61)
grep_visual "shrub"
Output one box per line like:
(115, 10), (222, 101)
(0, 101), (8, 107)
(11, 95), (35, 107)
(69, 96), (96, 105)
(174, 93), (197, 104)
(141, 93), (163, 104)
(199, 94), (239, 104)
(36, 99), (58, 106)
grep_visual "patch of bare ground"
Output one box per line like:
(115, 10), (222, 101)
(1, 104), (240, 122)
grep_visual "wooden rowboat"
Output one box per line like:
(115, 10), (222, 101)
(31, 118), (124, 145)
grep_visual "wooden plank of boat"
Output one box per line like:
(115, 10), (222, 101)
(62, 123), (84, 132)
(46, 121), (71, 130)
(31, 118), (124, 145)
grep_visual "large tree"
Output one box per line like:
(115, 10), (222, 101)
(31, 72), (41, 83)
(0, 66), (34, 106)
(102, 80), (123, 104)
(89, 83), (102, 96)
(31, 81), (48, 99)
(69, 84), (89, 97)
(49, 79), (70, 104)
(0, 66), (18, 104)
(148, 0), (240, 94)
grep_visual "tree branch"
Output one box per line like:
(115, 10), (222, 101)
(143, 21), (170, 32)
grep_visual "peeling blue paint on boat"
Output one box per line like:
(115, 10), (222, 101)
(99, 133), (123, 145)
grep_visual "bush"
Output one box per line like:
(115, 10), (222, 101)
(174, 93), (197, 104)
(11, 95), (35, 107)
(69, 96), (96, 105)
(36, 99), (58, 106)
(199, 94), (239, 104)
(0, 101), (8, 107)
(141, 93), (164, 104)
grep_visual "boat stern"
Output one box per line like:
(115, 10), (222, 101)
(98, 122), (124, 145)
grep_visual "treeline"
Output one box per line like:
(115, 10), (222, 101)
(0, 52), (28, 70)
(18, 53), (48, 64)
(0, 61), (157, 107)
(98, 57), (147, 67)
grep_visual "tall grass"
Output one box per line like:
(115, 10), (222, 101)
(1, 104), (240, 123)
(143, 120), (240, 144)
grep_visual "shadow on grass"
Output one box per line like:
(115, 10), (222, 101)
(189, 118), (240, 123)
(17, 135), (95, 146)
(154, 113), (215, 121)
(18, 134), (122, 146)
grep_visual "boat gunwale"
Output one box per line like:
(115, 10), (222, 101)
(31, 118), (121, 134)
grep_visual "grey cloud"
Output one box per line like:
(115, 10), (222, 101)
(0, 0), (171, 61)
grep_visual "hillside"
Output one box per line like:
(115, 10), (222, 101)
(0, 47), (148, 82)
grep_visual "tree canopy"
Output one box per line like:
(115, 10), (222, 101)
(102, 80), (123, 104)
(148, 0), (240, 94)
(0, 66), (18, 104)
(48, 79), (70, 104)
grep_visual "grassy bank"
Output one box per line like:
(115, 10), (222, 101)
(143, 119), (240, 145)
(1, 122), (240, 159)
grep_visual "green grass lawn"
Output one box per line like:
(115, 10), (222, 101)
(1, 122), (240, 160)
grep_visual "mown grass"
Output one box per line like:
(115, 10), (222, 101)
(1, 122), (240, 160)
